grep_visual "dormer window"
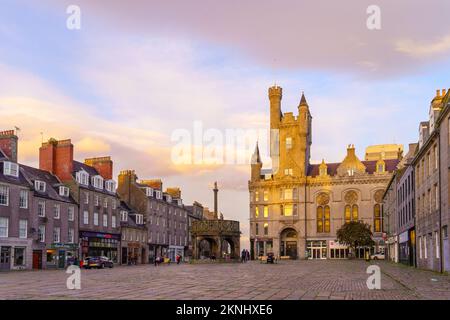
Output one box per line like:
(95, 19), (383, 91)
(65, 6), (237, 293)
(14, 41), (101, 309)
(155, 190), (162, 200)
(35, 180), (46, 192)
(135, 214), (144, 225)
(59, 186), (69, 197)
(92, 175), (104, 190)
(145, 187), (153, 197)
(3, 162), (19, 177)
(286, 137), (293, 149)
(377, 164), (384, 173)
(105, 180), (116, 192)
(347, 169), (355, 176)
(177, 199), (182, 207)
(76, 171), (89, 186)
(120, 210), (128, 222)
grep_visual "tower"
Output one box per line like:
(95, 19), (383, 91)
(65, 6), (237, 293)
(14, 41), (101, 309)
(269, 86), (282, 173)
(251, 142), (263, 181)
(213, 181), (219, 220)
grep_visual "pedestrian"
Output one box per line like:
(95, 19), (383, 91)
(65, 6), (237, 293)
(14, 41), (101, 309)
(241, 249), (246, 263)
(246, 249), (250, 262)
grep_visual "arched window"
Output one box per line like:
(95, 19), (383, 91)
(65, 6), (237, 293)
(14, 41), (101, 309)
(317, 205), (330, 233)
(317, 207), (323, 232)
(344, 205), (358, 223)
(374, 204), (381, 232)
(263, 223), (269, 235)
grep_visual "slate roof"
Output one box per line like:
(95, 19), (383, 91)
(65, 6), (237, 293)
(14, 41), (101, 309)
(307, 159), (399, 177)
(0, 161), (30, 187)
(72, 160), (117, 196)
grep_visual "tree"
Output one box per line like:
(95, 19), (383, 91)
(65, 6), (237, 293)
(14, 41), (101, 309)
(336, 221), (374, 258)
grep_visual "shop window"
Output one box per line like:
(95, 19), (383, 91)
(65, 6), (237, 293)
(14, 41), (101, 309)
(14, 248), (25, 266)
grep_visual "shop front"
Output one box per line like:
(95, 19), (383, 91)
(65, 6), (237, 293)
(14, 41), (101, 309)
(121, 242), (143, 265)
(399, 230), (415, 266)
(80, 231), (120, 263)
(255, 238), (273, 257)
(46, 243), (79, 269)
(168, 245), (185, 262)
(329, 240), (349, 259)
(307, 240), (327, 259)
(1, 238), (32, 270)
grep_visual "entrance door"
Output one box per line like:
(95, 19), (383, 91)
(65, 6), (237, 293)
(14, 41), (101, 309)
(0, 247), (11, 270)
(286, 241), (297, 259)
(58, 250), (66, 269)
(33, 250), (42, 269)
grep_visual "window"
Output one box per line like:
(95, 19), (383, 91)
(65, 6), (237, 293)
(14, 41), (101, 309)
(38, 201), (45, 217)
(317, 206), (330, 233)
(120, 211), (128, 222)
(255, 223), (259, 235)
(286, 137), (292, 149)
(424, 236), (428, 259)
(53, 227), (60, 243)
(83, 211), (89, 224)
(68, 207), (75, 221)
(377, 164), (384, 173)
(374, 204), (382, 232)
(105, 180), (116, 192)
(19, 189), (28, 208)
(263, 190), (269, 201)
(92, 175), (104, 189)
(345, 205), (351, 223)
(103, 198), (108, 208)
(84, 192), (89, 204)
(347, 168), (355, 176)
(263, 206), (269, 218)
(76, 171), (89, 186)
(352, 205), (359, 221)
(264, 223), (269, 235)
(103, 214), (108, 227)
(19, 219), (27, 238)
(435, 231), (440, 259)
(434, 145), (438, 170)
(283, 204), (293, 216)
(68, 228), (74, 243)
(255, 206), (259, 218)
(112, 215), (117, 228)
(0, 217), (9, 237)
(34, 180), (46, 192)
(38, 225), (45, 242)
(94, 213), (99, 226)
(3, 161), (19, 177)
(59, 186), (69, 197)
(435, 184), (439, 210)
(166, 195), (172, 203)
(13, 248), (25, 266)
(112, 200), (117, 210)
(95, 195), (99, 206)
(0, 185), (9, 206)
(156, 190), (162, 200)
(284, 189), (293, 200)
(54, 204), (60, 219)
(284, 168), (293, 176)
(255, 191), (259, 202)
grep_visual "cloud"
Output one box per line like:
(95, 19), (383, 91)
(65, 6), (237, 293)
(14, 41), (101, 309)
(38, 0), (450, 77)
(76, 137), (111, 154)
(395, 35), (450, 57)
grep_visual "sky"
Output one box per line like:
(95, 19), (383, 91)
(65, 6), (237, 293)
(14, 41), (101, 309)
(1, 0), (450, 249)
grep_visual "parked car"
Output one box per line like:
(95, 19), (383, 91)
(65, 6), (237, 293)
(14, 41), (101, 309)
(83, 256), (114, 269)
(370, 252), (385, 260)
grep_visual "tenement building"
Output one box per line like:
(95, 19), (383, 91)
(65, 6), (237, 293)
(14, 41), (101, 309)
(382, 143), (418, 266)
(39, 139), (122, 263)
(412, 89), (450, 272)
(117, 171), (189, 262)
(119, 201), (147, 265)
(0, 130), (78, 270)
(248, 86), (400, 260)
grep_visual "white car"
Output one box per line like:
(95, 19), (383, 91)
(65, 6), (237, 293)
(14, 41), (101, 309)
(370, 253), (385, 260)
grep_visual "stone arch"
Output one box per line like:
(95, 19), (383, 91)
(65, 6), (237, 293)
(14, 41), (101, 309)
(196, 236), (219, 259)
(279, 227), (298, 259)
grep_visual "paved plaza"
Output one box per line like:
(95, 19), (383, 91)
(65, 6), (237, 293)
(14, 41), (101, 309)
(0, 260), (449, 300)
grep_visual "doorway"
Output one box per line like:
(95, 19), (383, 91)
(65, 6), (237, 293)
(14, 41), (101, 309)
(0, 247), (11, 270)
(280, 228), (298, 259)
(33, 250), (42, 269)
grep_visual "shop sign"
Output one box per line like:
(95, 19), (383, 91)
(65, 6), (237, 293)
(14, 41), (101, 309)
(50, 243), (79, 249)
(399, 231), (409, 243)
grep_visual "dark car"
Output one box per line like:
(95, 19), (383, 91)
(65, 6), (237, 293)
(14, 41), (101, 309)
(84, 256), (114, 269)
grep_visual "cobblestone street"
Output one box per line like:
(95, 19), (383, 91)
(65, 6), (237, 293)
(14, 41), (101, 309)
(1, 260), (449, 300)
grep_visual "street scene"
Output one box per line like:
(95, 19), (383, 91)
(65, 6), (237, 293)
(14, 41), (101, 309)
(1, 260), (449, 300)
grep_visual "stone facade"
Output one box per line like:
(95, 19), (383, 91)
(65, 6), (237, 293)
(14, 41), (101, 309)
(249, 86), (399, 260)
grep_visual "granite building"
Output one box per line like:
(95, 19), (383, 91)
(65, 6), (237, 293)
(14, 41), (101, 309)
(249, 86), (399, 260)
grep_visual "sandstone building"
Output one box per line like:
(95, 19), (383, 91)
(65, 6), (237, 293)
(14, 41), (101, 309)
(248, 86), (400, 260)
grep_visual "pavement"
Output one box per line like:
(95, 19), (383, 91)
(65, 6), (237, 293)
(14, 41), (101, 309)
(0, 259), (449, 300)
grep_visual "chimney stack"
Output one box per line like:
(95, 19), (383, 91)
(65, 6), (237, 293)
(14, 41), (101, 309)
(39, 138), (73, 181)
(0, 130), (18, 162)
(84, 156), (113, 180)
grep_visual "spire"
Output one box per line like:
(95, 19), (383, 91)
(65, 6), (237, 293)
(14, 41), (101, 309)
(251, 141), (262, 164)
(299, 91), (308, 107)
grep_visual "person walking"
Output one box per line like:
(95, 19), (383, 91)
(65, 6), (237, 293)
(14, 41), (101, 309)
(241, 249), (246, 263)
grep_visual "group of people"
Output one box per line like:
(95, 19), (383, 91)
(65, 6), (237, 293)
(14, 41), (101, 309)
(241, 249), (250, 262)
(153, 254), (183, 266)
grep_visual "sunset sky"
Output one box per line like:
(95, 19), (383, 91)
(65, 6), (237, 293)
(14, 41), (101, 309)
(1, 0), (450, 248)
